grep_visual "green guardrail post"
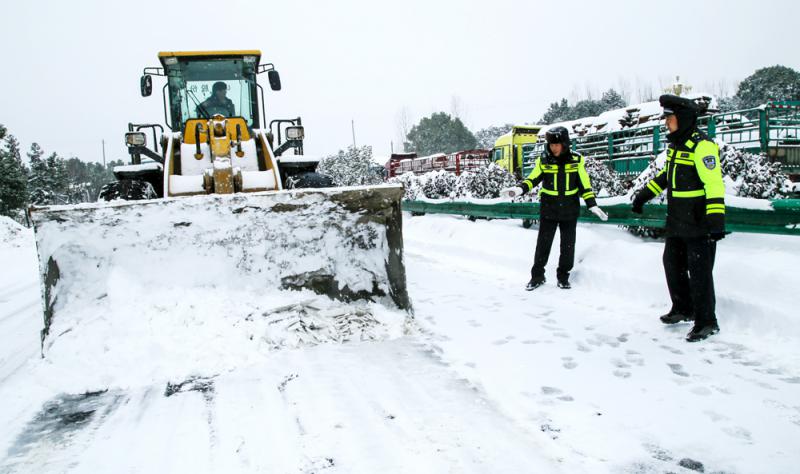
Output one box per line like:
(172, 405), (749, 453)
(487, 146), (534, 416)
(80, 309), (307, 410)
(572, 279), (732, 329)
(707, 115), (717, 139)
(653, 126), (661, 155)
(759, 108), (768, 153)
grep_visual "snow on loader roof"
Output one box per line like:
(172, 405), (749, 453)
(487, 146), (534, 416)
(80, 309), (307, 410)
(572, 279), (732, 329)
(29, 184), (411, 355)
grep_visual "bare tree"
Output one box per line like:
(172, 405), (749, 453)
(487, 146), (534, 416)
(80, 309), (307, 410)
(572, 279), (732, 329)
(635, 77), (656, 103)
(395, 106), (412, 153)
(617, 76), (632, 105)
(450, 95), (463, 120)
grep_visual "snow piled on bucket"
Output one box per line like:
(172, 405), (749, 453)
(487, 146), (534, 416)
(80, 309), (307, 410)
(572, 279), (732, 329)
(29, 186), (412, 388)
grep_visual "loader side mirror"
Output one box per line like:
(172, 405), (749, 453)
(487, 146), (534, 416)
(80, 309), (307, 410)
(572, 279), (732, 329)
(268, 70), (282, 91)
(140, 75), (152, 97)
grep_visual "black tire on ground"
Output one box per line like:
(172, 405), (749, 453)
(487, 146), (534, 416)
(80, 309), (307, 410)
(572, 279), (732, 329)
(287, 172), (335, 189)
(522, 219), (534, 229)
(98, 179), (158, 202)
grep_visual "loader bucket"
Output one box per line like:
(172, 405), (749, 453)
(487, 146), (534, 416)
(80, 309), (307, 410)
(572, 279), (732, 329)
(29, 184), (411, 350)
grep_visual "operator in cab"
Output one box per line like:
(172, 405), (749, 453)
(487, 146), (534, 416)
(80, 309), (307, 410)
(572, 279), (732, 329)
(197, 81), (236, 118)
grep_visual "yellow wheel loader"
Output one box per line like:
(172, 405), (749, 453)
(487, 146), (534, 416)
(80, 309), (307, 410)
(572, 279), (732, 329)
(29, 51), (410, 351)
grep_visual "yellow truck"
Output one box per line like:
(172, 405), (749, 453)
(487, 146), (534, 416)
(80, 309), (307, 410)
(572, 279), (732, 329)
(491, 125), (542, 178)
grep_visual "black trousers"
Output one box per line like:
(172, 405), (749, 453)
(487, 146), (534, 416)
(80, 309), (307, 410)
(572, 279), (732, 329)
(531, 218), (577, 282)
(663, 236), (717, 327)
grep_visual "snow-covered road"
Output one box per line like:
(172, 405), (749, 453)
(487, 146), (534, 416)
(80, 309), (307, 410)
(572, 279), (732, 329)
(1, 214), (799, 473)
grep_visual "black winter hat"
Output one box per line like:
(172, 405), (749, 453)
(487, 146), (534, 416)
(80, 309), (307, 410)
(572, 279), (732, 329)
(545, 126), (571, 147)
(212, 81), (228, 92)
(659, 94), (699, 117)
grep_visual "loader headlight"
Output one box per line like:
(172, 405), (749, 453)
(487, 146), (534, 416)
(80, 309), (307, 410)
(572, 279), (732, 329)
(125, 132), (146, 147)
(286, 126), (304, 140)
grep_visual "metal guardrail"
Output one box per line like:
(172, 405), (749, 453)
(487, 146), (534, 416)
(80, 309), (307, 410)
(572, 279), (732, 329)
(402, 199), (800, 236)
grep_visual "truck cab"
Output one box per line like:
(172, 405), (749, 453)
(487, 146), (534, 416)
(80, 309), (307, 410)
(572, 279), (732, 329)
(491, 125), (542, 178)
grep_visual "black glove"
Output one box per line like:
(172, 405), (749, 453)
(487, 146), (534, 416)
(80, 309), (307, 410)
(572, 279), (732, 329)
(710, 231), (727, 242)
(631, 195), (645, 214)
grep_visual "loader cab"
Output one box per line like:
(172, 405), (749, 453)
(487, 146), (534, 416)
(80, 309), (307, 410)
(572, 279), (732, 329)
(158, 52), (262, 131)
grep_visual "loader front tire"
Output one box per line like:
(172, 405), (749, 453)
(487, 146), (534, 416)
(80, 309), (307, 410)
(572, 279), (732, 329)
(98, 179), (158, 202)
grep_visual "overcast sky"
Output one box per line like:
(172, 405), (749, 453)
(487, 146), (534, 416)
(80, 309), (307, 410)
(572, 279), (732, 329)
(1, 0), (798, 163)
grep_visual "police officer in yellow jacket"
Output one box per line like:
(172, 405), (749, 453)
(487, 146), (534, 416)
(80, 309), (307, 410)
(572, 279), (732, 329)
(632, 94), (726, 342)
(501, 126), (608, 290)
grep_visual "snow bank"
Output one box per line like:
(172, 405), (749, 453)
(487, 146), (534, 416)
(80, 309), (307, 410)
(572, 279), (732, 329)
(0, 216), (29, 248)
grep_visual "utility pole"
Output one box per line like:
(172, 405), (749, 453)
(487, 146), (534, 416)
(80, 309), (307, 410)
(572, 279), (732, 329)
(351, 120), (357, 149)
(102, 139), (106, 167)
(390, 141), (394, 154)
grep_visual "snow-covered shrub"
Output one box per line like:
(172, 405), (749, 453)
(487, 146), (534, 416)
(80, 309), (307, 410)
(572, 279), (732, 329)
(420, 170), (457, 199)
(455, 163), (516, 199)
(718, 142), (789, 199)
(584, 157), (627, 197)
(317, 145), (384, 187)
(388, 172), (421, 200)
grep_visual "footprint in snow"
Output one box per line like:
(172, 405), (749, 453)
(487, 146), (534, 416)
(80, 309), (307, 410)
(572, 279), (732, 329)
(643, 443), (674, 462)
(561, 357), (578, 369)
(575, 341), (592, 353)
(540, 386), (562, 395)
(660, 344), (684, 355)
(722, 425), (753, 443)
(521, 339), (540, 345)
(617, 333), (629, 343)
(624, 350), (645, 366)
(779, 376), (800, 384)
(703, 410), (729, 422)
(611, 358), (631, 369)
(690, 386), (713, 396)
(590, 334), (620, 348)
(466, 319), (482, 328)
(613, 370), (631, 378)
(492, 335), (515, 346)
(553, 332), (570, 339)
(667, 363), (689, 377)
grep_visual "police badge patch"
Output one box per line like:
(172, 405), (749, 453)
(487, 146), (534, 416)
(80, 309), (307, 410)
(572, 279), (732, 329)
(702, 155), (716, 170)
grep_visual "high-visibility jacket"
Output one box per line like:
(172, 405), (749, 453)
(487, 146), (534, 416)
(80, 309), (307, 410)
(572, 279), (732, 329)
(637, 130), (725, 237)
(520, 151), (598, 220)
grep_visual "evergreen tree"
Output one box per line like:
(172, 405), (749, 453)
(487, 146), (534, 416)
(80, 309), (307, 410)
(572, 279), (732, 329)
(0, 125), (28, 217)
(570, 99), (606, 120)
(734, 65), (800, 109)
(27, 144), (68, 205)
(405, 112), (478, 155)
(474, 124), (513, 149)
(541, 98), (571, 124)
(600, 89), (627, 111)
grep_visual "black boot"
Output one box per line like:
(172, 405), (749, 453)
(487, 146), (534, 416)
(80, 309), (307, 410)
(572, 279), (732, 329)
(557, 279), (571, 289)
(686, 323), (720, 342)
(526, 277), (546, 291)
(659, 311), (694, 325)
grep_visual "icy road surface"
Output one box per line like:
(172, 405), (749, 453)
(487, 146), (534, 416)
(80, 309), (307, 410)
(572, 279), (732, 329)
(1, 214), (799, 473)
